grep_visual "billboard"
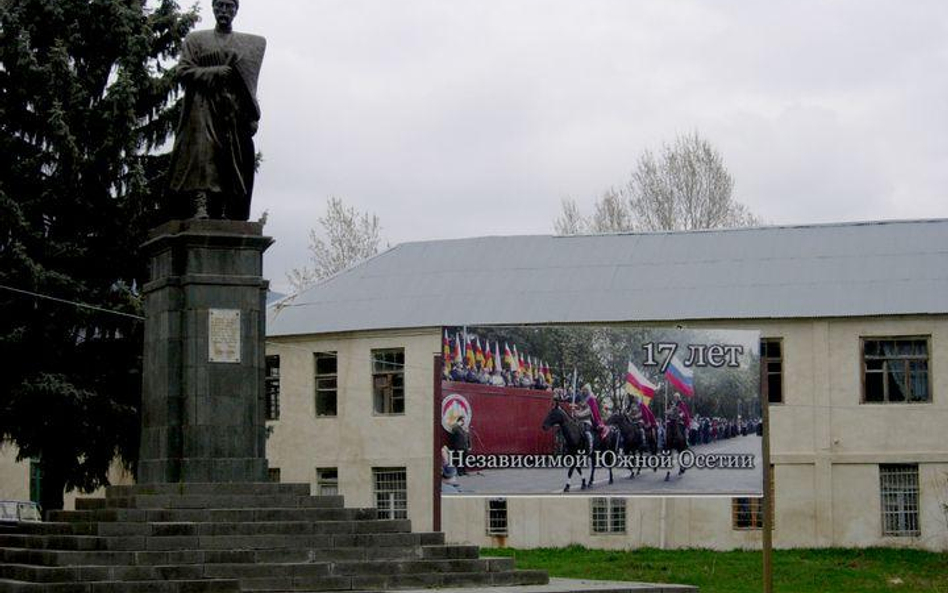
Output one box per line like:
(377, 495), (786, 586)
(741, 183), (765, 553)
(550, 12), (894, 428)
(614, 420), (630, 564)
(438, 325), (763, 497)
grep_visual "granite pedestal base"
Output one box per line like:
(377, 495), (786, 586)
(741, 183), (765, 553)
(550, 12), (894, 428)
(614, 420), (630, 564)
(137, 220), (272, 484)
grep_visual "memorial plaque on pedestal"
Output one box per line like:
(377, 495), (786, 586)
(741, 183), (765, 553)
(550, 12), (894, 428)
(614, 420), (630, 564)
(209, 309), (241, 363)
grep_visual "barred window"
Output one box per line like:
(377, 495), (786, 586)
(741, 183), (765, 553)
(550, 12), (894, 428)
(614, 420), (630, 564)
(373, 467), (407, 520)
(590, 498), (625, 534)
(880, 464), (920, 537)
(486, 498), (508, 536)
(316, 467), (338, 496)
(315, 352), (338, 417)
(732, 498), (763, 530)
(862, 338), (930, 403)
(265, 355), (280, 420)
(761, 338), (783, 404)
(372, 349), (405, 415)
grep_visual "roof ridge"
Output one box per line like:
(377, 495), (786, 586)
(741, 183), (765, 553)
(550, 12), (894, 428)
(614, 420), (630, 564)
(391, 218), (948, 248)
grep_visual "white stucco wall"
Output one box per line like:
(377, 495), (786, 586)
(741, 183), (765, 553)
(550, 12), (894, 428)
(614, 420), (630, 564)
(265, 328), (441, 531)
(267, 315), (948, 551)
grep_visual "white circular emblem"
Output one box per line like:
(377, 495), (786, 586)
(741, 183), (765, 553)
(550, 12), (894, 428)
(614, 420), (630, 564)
(441, 394), (472, 432)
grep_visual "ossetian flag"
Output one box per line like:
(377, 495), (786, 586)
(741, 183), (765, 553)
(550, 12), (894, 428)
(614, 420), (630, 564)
(625, 361), (657, 404)
(665, 355), (695, 397)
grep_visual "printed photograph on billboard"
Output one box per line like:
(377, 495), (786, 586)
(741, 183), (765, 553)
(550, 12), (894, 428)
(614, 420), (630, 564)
(438, 325), (763, 497)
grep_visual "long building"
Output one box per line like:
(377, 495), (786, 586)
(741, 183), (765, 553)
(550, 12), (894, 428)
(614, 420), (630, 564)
(2, 219), (945, 551)
(264, 219), (948, 551)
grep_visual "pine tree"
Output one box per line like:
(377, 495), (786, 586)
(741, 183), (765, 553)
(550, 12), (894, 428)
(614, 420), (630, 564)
(0, 0), (198, 512)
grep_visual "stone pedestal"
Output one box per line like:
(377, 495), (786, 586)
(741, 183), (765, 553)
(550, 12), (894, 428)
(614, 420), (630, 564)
(137, 219), (272, 484)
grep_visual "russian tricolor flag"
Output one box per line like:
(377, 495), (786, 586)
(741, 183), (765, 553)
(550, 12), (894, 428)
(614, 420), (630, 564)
(665, 355), (694, 397)
(625, 361), (658, 404)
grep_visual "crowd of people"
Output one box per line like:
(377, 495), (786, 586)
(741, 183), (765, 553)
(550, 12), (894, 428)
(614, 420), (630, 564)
(442, 331), (554, 390)
(687, 415), (763, 445)
(444, 361), (553, 390)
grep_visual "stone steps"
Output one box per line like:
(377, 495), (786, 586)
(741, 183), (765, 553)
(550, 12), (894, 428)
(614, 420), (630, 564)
(0, 483), (546, 592)
(0, 578), (240, 593)
(1, 544), (478, 568)
(51, 508), (366, 524)
(18, 518), (408, 538)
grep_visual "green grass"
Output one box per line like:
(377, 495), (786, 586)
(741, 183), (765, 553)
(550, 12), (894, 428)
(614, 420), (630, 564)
(482, 546), (948, 593)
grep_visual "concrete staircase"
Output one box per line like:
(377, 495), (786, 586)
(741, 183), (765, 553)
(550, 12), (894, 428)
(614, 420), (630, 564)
(0, 483), (547, 592)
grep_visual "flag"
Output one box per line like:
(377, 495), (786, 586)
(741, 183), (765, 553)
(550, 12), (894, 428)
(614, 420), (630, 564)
(625, 361), (658, 405)
(484, 339), (494, 372)
(442, 330), (451, 363)
(465, 335), (475, 369)
(504, 343), (514, 371)
(665, 355), (695, 397)
(453, 335), (463, 365)
(544, 361), (553, 384)
(496, 342), (503, 372)
(475, 337), (485, 367)
(512, 345), (521, 372)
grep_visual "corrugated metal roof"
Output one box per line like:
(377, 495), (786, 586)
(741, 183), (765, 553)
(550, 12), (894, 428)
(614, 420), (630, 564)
(268, 219), (948, 337)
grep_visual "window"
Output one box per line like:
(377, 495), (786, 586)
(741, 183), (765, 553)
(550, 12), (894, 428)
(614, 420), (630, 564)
(316, 467), (339, 496)
(267, 468), (281, 483)
(315, 352), (338, 416)
(486, 498), (508, 536)
(373, 467), (407, 520)
(590, 498), (626, 534)
(265, 355), (280, 420)
(733, 465), (775, 530)
(760, 338), (783, 404)
(732, 498), (764, 530)
(880, 464), (920, 537)
(863, 338), (930, 403)
(29, 460), (42, 505)
(372, 349), (405, 415)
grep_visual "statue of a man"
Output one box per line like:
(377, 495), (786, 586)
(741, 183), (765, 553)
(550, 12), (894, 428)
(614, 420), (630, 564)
(168, 0), (266, 221)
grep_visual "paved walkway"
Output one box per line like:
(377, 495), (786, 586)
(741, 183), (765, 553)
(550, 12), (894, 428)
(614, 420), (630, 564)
(392, 577), (699, 593)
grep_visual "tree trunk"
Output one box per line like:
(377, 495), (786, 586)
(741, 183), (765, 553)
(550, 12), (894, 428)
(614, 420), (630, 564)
(38, 460), (66, 518)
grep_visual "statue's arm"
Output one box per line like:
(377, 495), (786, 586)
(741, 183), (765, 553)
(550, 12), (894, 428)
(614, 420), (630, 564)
(177, 36), (232, 88)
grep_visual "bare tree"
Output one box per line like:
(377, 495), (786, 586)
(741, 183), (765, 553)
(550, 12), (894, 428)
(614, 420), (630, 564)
(554, 132), (758, 235)
(287, 197), (383, 292)
(553, 198), (587, 235)
(590, 188), (633, 233)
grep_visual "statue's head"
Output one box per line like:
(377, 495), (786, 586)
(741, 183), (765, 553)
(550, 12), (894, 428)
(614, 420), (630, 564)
(213, 0), (239, 30)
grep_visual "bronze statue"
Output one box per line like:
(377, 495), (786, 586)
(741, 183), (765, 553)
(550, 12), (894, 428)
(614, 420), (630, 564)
(168, 0), (266, 221)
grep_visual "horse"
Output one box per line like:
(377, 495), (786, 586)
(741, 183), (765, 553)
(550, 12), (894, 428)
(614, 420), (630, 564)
(541, 402), (621, 491)
(604, 410), (654, 478)
(662, 409), (689, 481)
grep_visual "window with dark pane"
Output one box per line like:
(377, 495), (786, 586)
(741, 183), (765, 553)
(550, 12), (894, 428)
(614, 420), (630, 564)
(317, 467), (339, 496)
(760, 338), (783, 404)
(372, 348), (405, 415)
(862, 338), (930, 404)
(486, 498), (508, 536)
(265, 355), (280, 420)
(314, 352), (338, 417)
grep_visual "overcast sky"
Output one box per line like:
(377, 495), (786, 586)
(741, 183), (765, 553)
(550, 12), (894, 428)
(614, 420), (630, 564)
(201, 1), (948, 292)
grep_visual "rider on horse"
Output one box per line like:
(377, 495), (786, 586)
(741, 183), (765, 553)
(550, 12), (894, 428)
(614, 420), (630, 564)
(572, 384), (609, 453)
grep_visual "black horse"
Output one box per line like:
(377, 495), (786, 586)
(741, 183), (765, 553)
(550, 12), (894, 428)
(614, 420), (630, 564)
(663, 410), (689, 481)
(605, 410), (656, 478)
(541, 402), (620, 491)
